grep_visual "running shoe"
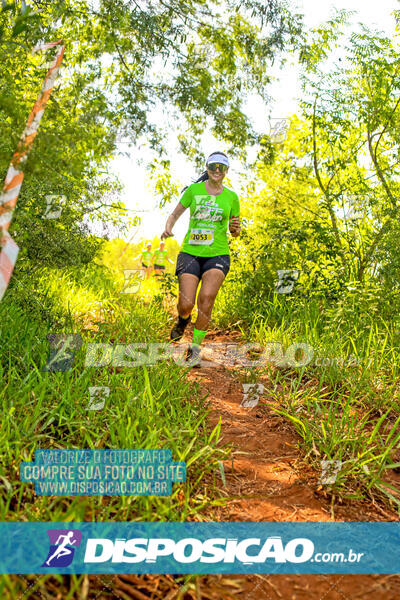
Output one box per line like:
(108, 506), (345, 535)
(170, 316), (190, 341)
(184, 344), (202, 368)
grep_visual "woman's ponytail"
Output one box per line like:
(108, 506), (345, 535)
(181, 170), (208, 194)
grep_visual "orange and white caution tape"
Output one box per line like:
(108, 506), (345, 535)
(0, 40), (65, 301)
(0, 231), (19, 299)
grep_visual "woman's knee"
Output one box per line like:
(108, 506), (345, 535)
(178, 297), (195, 314)
(198, 292), (216, 310)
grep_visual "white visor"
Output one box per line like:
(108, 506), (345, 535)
(206, 153), (229, 167)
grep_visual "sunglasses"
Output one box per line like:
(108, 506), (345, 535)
(207, 162), (228, 173)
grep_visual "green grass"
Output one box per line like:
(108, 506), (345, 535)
(0, 263), (228, 599)
(0, 264), (227, 528)
(3, 257), (400, 596)
(213, 281), (400, 512)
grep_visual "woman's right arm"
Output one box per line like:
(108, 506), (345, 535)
(161, 201), (187, 240)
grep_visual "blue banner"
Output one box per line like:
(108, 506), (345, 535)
(0, 522), (399, 574)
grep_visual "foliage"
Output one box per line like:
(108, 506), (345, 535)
(3, 9), (400, 597)
(216, 19), (400, 326)
(0, 262), (227, 533)
(0, 0), (302, 273)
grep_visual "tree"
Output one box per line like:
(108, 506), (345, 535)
(300, 14), (400, 284)
(0, 0), (303, 278)
(238, 13), (400, 306)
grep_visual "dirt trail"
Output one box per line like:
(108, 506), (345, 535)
(182, 327), (400, 600)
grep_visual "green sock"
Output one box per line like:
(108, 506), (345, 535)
(192, 328), (207, 347)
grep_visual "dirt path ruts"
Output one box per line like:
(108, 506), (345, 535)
(184, 328), (400, 600)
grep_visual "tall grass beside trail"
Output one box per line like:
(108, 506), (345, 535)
(0, 263), (227, 526)
(213, 276), (400, 512)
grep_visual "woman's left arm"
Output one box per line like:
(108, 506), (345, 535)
(229, 216), (241, 237)
(229, 193), (241, 237)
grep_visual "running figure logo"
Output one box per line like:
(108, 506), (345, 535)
(42, 529), (82, 567)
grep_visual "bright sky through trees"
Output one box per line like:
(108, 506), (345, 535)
(111, 0), (399, 246)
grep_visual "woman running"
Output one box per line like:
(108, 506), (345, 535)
(134, 241), (153, 279)
(161, 151), (241, 365)
(152, 240), (174, 276)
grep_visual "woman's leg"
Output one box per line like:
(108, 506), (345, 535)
(170, 273), (199, 341)
(195, 268), (226, 330)
(177, 273), (199, 317)
(184, 268), (226, 365)
(171, 254), (201, 341)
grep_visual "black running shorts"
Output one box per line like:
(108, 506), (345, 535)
(175, 252), (230, 278)
(153, 264), (165, 270)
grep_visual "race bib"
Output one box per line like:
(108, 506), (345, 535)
(189, 228), (214, 245)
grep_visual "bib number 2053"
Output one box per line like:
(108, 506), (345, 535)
(189, 229), (214, 245)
